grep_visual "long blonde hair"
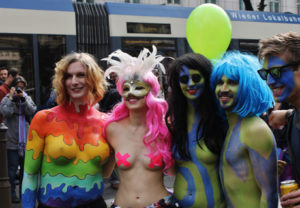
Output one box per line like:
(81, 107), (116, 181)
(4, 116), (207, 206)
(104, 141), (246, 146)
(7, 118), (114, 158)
(52, 52), (107, 106)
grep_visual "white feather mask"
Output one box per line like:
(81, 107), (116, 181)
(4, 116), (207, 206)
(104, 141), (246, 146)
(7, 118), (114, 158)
(103, 45), (166, 82)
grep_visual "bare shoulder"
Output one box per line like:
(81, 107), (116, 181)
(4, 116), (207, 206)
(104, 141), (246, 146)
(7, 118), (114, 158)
(107, 120), (119, 130)
(106, 119), (127, 141)
(32, 108), (51, 122)
(106, 121), (119, 137)
(241, 116), (275, 153)
(242, 116), (271, 134)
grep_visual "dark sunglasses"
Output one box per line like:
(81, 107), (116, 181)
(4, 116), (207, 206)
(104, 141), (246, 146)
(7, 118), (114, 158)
(258, 62), (300, 80)
(179, 74), (202, 84)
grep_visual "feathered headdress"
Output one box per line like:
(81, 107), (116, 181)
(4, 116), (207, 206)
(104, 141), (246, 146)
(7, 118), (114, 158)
(103, 45), (165, 81)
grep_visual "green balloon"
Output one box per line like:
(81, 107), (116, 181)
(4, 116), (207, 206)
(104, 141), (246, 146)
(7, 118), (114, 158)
(186, 3), (232, 60)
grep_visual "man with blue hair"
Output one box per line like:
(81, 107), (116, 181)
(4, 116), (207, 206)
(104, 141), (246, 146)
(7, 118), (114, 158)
(210, 51), (278, 208)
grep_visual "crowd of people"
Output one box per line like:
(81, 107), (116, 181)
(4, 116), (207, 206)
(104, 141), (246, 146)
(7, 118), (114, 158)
(0, 31), (300, 208)
(0, 67), (37, 204)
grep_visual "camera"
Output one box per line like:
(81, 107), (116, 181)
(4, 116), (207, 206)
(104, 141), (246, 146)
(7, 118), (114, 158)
(16, 87), (22, 94)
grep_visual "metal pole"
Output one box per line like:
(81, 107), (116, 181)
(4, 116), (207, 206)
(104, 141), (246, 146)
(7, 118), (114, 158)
(0, 122), (11, 208)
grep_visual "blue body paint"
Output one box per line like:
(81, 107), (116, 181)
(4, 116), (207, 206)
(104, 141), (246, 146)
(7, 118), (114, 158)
(175, 108), (215, 207)
(219, 120), (242, 208)
(220, 117), (278, 208)
(176, 167), (195, 207)
(225, 119), (248, 182)
(267, 57), (295, 102)
(22, 189), (36, 208)
(179, 65), (204, 99)
(23, 182), (104, 207)
(248, 143), (278, 208)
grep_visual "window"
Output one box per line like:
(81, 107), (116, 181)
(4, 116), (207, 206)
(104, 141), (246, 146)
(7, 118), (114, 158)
(127, 22), (171, 34)
(0, 35), (35, 100)
(38, 35), (66, 105)
(76, 0), (94, 2)
(238, 39), (259, 55)
(205, 0), (216, 3)
(239, 0), (245, 10)
(167, 0), (181, 4)
(298, 0), (300, 14)
(125, 0), (140, 3)
(269, 0), (280, 12)
(122, 38), (176, 59)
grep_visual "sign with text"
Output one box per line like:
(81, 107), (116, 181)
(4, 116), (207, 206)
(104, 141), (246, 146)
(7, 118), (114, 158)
(227, 10), (300, 24)
(0, 51), (20, 61)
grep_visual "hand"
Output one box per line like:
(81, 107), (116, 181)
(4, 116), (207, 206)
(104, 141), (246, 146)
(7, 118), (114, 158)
(278, 160), (287, 176)
(281, 189), (300, 207)
(9, 87), (15, 100)
(15, 89), (24, 98)
(268, 110), (287, 129)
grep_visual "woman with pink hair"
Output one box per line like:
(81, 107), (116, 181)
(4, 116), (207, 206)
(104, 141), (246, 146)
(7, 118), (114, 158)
(103, 46), (177, 208)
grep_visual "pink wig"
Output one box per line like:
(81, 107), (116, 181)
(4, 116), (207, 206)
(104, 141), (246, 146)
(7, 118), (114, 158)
(103, 47), (174, 171)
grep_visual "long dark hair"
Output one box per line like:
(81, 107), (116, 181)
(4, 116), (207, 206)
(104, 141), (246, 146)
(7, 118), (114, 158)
(166, 53), (227, 160)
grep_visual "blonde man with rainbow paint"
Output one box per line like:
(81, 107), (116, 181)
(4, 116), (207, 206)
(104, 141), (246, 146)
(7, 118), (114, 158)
(22, 52), (111, 208)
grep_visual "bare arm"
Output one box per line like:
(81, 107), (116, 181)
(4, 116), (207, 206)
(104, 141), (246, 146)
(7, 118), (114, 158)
(103, 153), (116, 178)
(268, 109), (294, 129)
(102, 123), (116, 178)
(244, 119), (278, 208)
(22, 112), (46, 208)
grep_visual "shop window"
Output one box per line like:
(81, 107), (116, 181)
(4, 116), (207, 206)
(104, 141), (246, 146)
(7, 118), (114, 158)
(38, 35), (66, 105)
(0, 35), (35, 100)
(76, 0), (94, 3)
(239, 0), (245, 10)
(269, 0), (280, 12)
(168, 0), (181, 4)
(205, 0), (216, 3)
(125, 0), (140, 3)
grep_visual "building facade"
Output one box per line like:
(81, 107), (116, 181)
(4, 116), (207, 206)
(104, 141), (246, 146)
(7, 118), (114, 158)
(76, 0), (300, 14)
(1, 0), (300, 106)
(0, 0), (76, 106)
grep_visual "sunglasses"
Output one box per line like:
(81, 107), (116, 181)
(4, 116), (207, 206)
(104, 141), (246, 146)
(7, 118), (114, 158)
(179, 74), (202, 84)
(258, 62), (300, 80)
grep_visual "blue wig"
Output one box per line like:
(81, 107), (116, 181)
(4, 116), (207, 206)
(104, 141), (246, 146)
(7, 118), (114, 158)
(210, 51), (274, 118)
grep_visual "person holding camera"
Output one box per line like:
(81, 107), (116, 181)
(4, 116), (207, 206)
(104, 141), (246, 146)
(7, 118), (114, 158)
(0, 67), (19, 123)
(0, 76), (36, 203)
